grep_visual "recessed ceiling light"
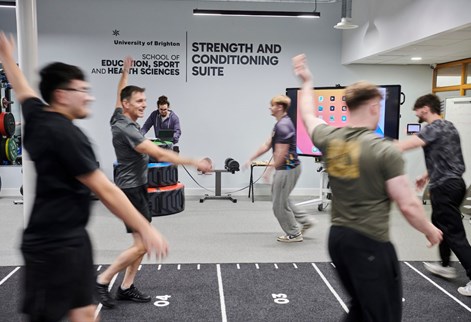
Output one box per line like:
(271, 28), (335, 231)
(411, 57), (422, 61)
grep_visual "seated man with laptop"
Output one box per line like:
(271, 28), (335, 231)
(141, 95), (181, 153)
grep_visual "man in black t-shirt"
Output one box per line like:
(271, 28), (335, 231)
(396, 93), (471, 297)
(0, 32), (168, 322)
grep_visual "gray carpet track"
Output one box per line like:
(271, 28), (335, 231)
(1, 262), (470, 321)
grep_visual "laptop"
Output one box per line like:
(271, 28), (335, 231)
(157, 129), (175, 142)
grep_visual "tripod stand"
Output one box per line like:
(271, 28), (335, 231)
(295, 161), (331, 211)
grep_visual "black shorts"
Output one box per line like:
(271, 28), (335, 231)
(21, 234), (94, 321)
(121, 184), (152, 233)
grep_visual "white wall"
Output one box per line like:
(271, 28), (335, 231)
(0, 0), (432, 196)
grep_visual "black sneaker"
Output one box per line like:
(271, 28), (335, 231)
(116, 284), (151, 303)
(96, 282), (116, 308)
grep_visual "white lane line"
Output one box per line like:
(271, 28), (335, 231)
(96, 265), (102, 271)
(94, 273), (119, 320)
(293, 263), (298, 269)
(274, 263), (279, 269)
(0, 267), (20, 286)
(330, 262), (336, 269)
(177, 264), (181, 270)
(255, 263), (259, 269)
(158, 264), (162, 271)
(312, 263), (349, 313)
(236, 263), (240, 270)
(405, 261), (471, 313)
(138, 265), (142, 271)
(216, 264), (228, 322)
(197, 264), (200, 270)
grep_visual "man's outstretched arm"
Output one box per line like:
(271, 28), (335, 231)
(394, 135), (426, 152)
(386, 174), (442, 247)
(78, 169), (169, 260)
(292, 54), (326, 139)
(115, 56), (133, 108)
(0, 32), (37, 103)
(135, 140), (212, 172)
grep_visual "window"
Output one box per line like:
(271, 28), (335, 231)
(433, 58), (471, 96)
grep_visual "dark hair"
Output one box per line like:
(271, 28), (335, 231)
(157, 95), (170, 107)
(39, 62), (86, 104)
(345, 81), (383, 111)
(413, 93), (441, 114)
(120, 85), (145, 102)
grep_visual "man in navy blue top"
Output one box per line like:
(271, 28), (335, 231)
(247, 95), (312, 243)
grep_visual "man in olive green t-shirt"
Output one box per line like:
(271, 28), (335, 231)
(293, 54), (443, 322)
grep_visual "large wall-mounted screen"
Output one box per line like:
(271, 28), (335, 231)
(286, 85), (401, 157)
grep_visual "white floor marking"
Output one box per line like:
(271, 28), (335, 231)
(94, 273), (119, 320)
(138, 265), (142, 271)
(274, 263), (279, 269)
(0, 267), (20, 286)
(158, 264), (162, 271)
(177, 264), (181, 270)
(330, 262), (336, 268)
(197, 264), (200, 270)
(96, 265), (102, 271)
(236, 263), (240, 270)
(405, 262), (471, 313)
(255, 263), (259, 269)
(312, 263), (349, 313)
(216, 264), (228, 322)
(293, 263), (298, 269)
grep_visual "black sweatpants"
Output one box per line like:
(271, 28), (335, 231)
(430, 178), (471, 279)
(328, 226), (402, 322)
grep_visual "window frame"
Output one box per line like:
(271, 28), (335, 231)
(433, 58), (471, 96)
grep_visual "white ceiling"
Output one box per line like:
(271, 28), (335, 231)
(353, 24), (471, 66)
(185, 0), (471, 66)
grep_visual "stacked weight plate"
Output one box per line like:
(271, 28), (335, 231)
(0, 111), (17, 164)
(147, 162), (185, 217)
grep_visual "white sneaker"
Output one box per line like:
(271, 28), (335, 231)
(424, 262), (457, 279)
(458, 281), (471, 296)
(277, 233), (303, 243)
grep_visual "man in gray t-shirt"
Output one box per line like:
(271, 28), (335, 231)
(111, 108), (149, 188)
(397, 93), (471, 297)
(96, 57), (212, 309)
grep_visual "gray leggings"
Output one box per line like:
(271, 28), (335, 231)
(272, 165), (308, 235)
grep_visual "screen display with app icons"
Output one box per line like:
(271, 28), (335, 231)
(286, 86), (401, 157)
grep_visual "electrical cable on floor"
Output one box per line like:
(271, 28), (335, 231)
(181, 164), (214, 193)
(225, 156), (273, 195)
(180, 156), (273, 196)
